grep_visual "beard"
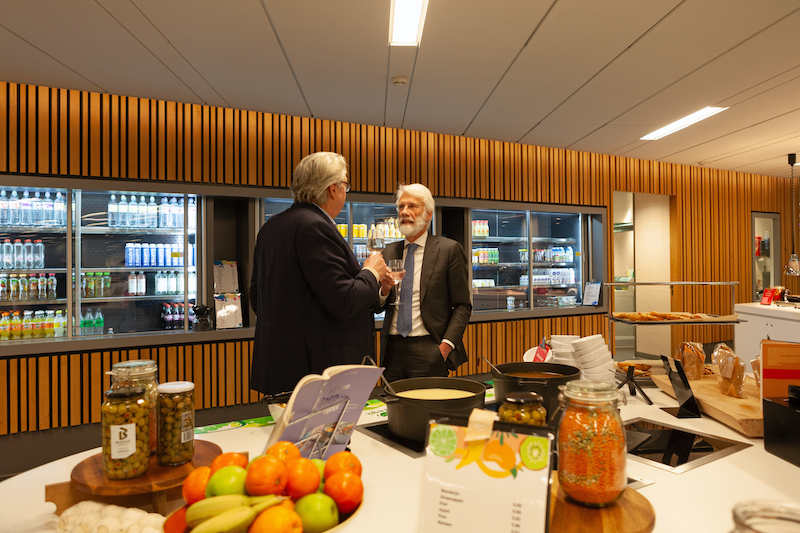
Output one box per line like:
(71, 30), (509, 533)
(399, 216), (428, 238)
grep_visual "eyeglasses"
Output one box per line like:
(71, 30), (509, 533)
(396, 203), (422, 212)
(339, 180), (351, 193)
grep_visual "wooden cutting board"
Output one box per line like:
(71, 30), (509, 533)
(651, 374), (763, 437)
(549, 477), (655, 533)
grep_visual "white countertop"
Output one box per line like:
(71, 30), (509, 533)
(1, 387), (798, 533)
(735, 301), (800, 319)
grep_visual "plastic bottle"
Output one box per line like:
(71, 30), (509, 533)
(42, 192), (54, 226)
(79, 273), (86, 298)
(9, 275), (18, 300)
(142, 242), (150, 268)
(128, 272), (137, 296)
(20, 191), (32, 226)
(177, 303), (185, 327)
(47, 273), (57, 299)
(164, 304), (174, 330)
(32, 310), (44, 339)
(2, 240), (12, 269)
(19, 274), (28, 300)
(187, 198), (196, 231)
(23, 239), (33, 269)
(54, 192), (66, 226)
(81, 308), (93, 336)
(147, 196), (158, 228)
(136, 271), (146, 296)
(86, 273), (96, 298)
(117, 195), (128, 228)
(168, 197), (178, 228)
(0, 190), (8, 225)
(10, 310), (22, 339)
(177, 197), (185, 229)
(38, 273), (47, 300)
(53, 310), (65, 338)
(133, 243), (142, 268)
(188, 270), (197, 295)
(149, 243), (157, 267)
(44, 310), (55, 338)
(13, 239), (23, 269)
(32, 191), (42, 226)
(107, 194), (118, 227)
(33, 239), (44, 269)
(0, 312), (10, 341)
(154, 271), (163, 295)
(28, 274), (38, 301)
(0, 273), (7, 300)
(176, 270), (184, 295)
(102, 272), (111, 297)
(95, 308), (104, 336)
(128, 195), (139, 228)
(167, 271), (177, 295)
(137, 196), (147, 228)
(21, 310), (33, 339)
(159, 197), (170, 228)
(163, 242), (172, 267)
(8, 191), (20, 226)
(156, 243), (165, 267)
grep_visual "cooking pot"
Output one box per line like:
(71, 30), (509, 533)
(491, 362), (581, 424)
(384, 377), (486, 443)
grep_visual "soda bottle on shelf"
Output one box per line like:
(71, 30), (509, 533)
(159, 197), (170, 228)
(0, 312), (10, 341)
(19, 274), (28, 300)
(53, 192), (66, 226)
(8, 191), (20, 226)
(32, 310), (44, 338)
(177, 303), (185, 326)
(42, 192), (54, 226)
(107, 194), (118, 227)
(23, 239), (33, 269)
(29, 274), (38, 301)
(188, 303), (196, 326)
(147, 196), (158, 228)
(2, 240), (11, 269)
(10, 310), (21, 340)
(33, 239), (44, 269)
(13, 239), (24, 269)
(20, 191), (32, 226)
(32, 192), (42, 226)
(44, 310), (55, 338)
(21, 310), (33, 339)
(0, 190), (8, 225)
(53, 310), (65, 338)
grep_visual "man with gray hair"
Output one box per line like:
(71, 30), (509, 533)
(250, 152), (388, 395)
(377, 183), (472, 381)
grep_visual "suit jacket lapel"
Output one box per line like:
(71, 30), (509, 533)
(420, 234), (439, 304)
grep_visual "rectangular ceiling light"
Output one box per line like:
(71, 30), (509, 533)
(389, 0), (429, 46)
(640, 106), (728, 141)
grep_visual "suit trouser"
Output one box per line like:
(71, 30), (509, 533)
(383, 335), (449, 382)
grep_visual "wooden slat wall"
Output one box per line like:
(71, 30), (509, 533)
(1, 80), (797, 435)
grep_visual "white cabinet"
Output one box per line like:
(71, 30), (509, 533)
(735, 302), (800, 370)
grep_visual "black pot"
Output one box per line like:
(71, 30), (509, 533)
(384, 377), (486, 443)
(491, 362), (581, 424)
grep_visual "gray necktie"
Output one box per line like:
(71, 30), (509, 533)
(396, 243), (418, 337)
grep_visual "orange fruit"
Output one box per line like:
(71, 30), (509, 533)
(280, 498), (295, 510)
(249, 505), (303, 533)
(284, 457), (321, 500)
(245, 455), (288, 496)
(324, 471), (363, 514)
(267, 441), (301, 464)
(209, 452), (249, 475)
(323, 451), (362, 480)
(163, 505), (188, 533)
(181, 466), (211, 504)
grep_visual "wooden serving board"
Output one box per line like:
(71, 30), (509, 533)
(46, 440), (222, 515)
(549, 476), (655, 533)
(651, 374), (763, 437)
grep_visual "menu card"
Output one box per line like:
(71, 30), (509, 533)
(760, 288), (775, 305)
(417, 422), (553, 533)
(214, 293), (243, 329)
(761, 340), (800, 398)
(213, 260), (240, 293)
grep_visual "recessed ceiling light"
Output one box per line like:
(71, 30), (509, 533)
(640, 106), (728, 141)
(389, 0), (429, 46)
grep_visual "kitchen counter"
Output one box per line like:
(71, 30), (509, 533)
(735, 302), (800, 372)
(1, 385), (798, 533)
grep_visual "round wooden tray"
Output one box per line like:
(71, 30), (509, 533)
(549, 477), (656, 533)
(71, 440), (222, 496)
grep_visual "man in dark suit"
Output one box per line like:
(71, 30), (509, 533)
(377, 184), (472, 381)
(249, 152), (388, 396)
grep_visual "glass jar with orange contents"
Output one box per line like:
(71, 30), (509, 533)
(556, 380), (627, 507)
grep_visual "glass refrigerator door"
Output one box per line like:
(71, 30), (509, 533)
(530, 211), (583, 309)
(350, 202), (402, 265)
(471, 209), (529, 312)
(76, 191), (198, 335)
(0, 185), (69, 340)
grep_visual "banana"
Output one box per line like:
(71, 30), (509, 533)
(249, 494), (285, 513)
(190, 505), (256, 533)
(185, 494), (250, 527)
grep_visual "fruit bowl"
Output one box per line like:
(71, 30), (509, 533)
(326, 498), (363, 533)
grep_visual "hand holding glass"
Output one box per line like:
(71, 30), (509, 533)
(388, 259), (405, 306)
(366, 224), (385, 255)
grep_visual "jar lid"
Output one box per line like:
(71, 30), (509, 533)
(158, 381), (195, 394)
(561, 379), (619, 401)
(111, 360), (157, 376)
(503, 391), (543, 405)
(105, 386), (146, 398)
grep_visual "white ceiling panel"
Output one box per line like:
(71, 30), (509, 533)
(466, 0), (682, 143)
(402, 0), (549, 135)
(0, 0), (134, 42)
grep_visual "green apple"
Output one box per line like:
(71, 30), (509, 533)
(205, 465), (247, 497)
(311, 459), (326, 492)
(294, 493), (339, 533)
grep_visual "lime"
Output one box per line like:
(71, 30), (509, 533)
(428, 425), (458, 457)
(520, 436), (549, 471)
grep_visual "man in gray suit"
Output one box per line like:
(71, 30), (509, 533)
(377, 184), (472, 382)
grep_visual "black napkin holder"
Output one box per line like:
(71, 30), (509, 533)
(763, 385), (800, 468)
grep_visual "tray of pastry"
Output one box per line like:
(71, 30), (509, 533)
(610, 311), (741, 325)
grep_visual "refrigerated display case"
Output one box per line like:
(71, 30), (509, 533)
(75, 190), (198, 335)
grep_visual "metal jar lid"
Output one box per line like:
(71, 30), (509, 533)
(502, 391), (544, 405)
(104, 386), (146, 399)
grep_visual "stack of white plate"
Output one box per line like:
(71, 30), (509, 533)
(549, 334), (581, 367)
(570, 334), (616, 382)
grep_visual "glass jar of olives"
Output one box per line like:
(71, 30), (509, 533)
(101, 386), (150, 480)
(498, 391), (547, 426)
(109, 360), (158, 455)
(157, 381), (195, 466)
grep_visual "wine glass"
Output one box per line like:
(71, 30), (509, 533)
(366, 222), (385, 255)
(388, 259), (405, 306)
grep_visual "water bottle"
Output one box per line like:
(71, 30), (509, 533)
(138, 196), (147, 227)
(169, 197), (179, 228)
(33, 240), (44, 269)
(167, 271), (177, 294)
(23, 239), (34, 269)
(13, 240), (23, 269)
(188, 270), (197, 295)
(177, 197), (185, 229)
(54, 310), (65, 337)
(95, 308), (104, 336)
(159, 197), (170, 228)
(128, 195), (139, 227)
(118, 195), (128, 227)
(2, 240), (12, 269)
(154, 271), (162, 296)
(147, 196), (158, 228)
(107, 194), (118, 227)
(32, 192), (42, 226)
(8, 191), (20, 226)
(83, 308), (94, 336)
(20, 191), (32, 226)
(187, 198), (196, 231)
(42, 192), (54, 226)
(0, 190), (8, 225)
(54, 192), (66, 226)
